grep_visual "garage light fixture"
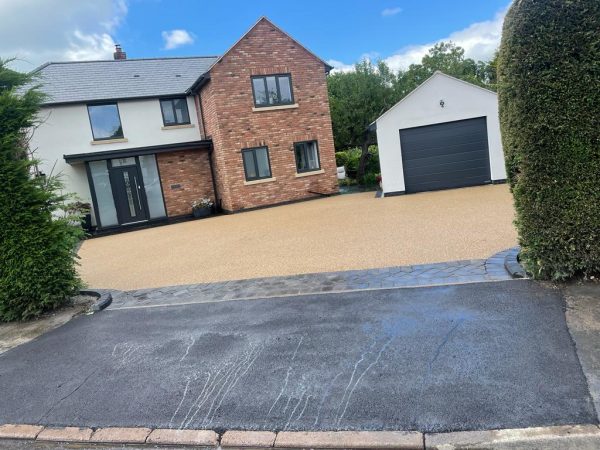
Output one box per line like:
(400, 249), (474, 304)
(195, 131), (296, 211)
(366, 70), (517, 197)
(440, 99), (445, 108)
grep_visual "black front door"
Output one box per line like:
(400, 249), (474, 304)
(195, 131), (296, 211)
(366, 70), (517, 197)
(110, 165), (148, 224)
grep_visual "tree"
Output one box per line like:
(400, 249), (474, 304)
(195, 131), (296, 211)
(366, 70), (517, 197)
(393, 42), (494, 99)
(498, 0), (600, 279)
(328, 60), (397, 178)
(0, 59), (83, 321)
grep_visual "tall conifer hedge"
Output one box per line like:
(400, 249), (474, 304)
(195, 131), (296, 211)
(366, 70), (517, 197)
(0, 60), (83, 321)
(498, 0), (600, 279)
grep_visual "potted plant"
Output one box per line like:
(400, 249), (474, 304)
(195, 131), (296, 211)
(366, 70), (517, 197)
(191, 198), (214, 218)
(66, 201), (92, 231)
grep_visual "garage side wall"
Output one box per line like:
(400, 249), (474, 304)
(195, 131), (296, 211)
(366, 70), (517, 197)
(376, 75), (506, 195)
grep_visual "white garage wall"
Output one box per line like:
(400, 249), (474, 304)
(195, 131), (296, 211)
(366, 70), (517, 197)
(375, 72), (507, 195)
(29, 96), (202, 204)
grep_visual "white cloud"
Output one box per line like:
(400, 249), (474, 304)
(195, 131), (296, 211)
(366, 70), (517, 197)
(101, 0), (128, 33)
(384, 8), (506, 71)
(327, 59), (355, 73)
(381, 7), (402, 17)
(162, 29), (195, 50)
(332, 7), (507, 73)
(0, 0), (127, 72)
(64, 31), (116, 61)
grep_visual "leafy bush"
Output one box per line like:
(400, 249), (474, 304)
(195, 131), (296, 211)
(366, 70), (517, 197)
(364, 145), (380, 176)
(335, 148), (361, 171)
(0, 60), (83, 321)
(360, 172), (380, 187)
(335, 151), (349, 169)
(498, 0), (600, 279)
(335, 146), (380, 184)
(338, 177), (357, 187)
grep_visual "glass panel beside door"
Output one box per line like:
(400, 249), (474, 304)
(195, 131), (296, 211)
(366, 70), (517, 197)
(87, 154), (167, 228)
(88, 160), (119, 227)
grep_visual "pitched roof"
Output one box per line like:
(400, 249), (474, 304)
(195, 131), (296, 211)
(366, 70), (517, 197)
(206, 16), (333, 75)
(32, 56), (219, 105)
(373, 71), (497, 125)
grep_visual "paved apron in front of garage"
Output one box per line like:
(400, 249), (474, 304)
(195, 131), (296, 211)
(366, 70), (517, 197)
(104, 248), (518, 310)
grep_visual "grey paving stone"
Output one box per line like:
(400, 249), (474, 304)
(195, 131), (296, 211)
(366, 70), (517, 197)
(102, 251), (522, 310)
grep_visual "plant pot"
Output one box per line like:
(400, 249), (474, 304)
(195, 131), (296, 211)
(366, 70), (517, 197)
(192, 207), (212, 218)
(82, 213), (92, 232)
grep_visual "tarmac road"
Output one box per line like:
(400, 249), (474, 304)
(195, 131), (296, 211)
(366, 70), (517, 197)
(0, 280), (595, 433)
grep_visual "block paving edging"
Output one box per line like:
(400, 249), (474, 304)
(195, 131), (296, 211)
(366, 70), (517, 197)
(101, 247), (523, 311)
(1, 423), (599, 449)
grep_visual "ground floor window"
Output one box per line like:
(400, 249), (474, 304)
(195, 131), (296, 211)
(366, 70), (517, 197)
(294, 140), (320, 173)
(87, 154), (166, 228)
(242, 146), (272, 181)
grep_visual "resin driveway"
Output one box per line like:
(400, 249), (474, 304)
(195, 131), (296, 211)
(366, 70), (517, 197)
(79, 184), (517, 290)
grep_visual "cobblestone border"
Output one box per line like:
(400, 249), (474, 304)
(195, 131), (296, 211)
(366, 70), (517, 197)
(1, 423), (598, 448)
(503, 247), (527, 278)
(103, 248), (521, 310)
(79, 290), (112, 312)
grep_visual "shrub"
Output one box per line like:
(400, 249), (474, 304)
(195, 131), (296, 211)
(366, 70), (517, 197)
(364, 145), (380, 176)
(335, 151), (349, 169)
(498, 0), (600, 279)
(0, 60), (83, 321)
(360, 172), (379, 187)
(335, 146), (380, 184)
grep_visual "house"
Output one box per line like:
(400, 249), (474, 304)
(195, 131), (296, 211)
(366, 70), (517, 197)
(30, 17), (338, 231)
(373, 71), (506, 196)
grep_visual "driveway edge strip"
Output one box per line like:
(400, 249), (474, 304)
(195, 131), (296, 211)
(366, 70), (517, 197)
(4, 424), (599, 448)
(274, 430), (423, 448)
(79, 290), (113, 312)
(107, 278), (529, 311)
(103, 249), (521, 310)
(503, 247), (527, 279)
(425, 424), (600, 449)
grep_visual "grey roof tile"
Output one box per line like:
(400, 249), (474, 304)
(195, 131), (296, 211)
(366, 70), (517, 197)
(32, 56), (219, 105)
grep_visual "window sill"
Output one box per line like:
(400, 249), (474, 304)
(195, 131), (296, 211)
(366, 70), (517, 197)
(252, 103), (299, 112)
(90, 138), (128, 145)
(161, 124), (194, 130)
(295, 169), (324, 178)
(244, 177), (277, 186)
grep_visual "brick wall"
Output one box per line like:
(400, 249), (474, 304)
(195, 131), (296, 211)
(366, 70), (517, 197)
(156, 149), (215, 217)
(199, 18), (339, 212)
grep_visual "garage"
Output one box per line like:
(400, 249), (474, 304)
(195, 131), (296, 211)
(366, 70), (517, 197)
(400, 117), (491, 193)
(374, 71), (506, 196)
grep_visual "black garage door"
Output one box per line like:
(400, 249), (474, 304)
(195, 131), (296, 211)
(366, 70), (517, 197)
(400, 117), (491, 193)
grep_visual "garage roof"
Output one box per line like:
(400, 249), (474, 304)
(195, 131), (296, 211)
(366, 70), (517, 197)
(373, 71), (497, 126)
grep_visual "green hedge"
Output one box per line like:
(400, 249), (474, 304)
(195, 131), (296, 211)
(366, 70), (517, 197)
(0, 61), (83, 321)
(498, 0), (600, 279)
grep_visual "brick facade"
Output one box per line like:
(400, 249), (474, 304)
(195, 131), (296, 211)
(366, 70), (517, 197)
(199, 18), (339, 212)
(156, 149), (215, 217)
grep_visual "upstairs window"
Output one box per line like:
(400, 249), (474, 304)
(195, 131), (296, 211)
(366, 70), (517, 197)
(87, 103), (124, 141)
(160, 97), (190, 126)
(294, 140), (321, 173)
(251, 74), (293, 107)
(242, 146), (272, 181)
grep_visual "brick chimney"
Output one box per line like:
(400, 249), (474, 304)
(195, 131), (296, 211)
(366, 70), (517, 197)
(113, 44), (127, 60)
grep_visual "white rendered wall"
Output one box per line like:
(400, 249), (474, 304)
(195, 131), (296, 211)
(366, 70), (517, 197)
(30, 96), (202, 203)
(375, 73), (506, 195)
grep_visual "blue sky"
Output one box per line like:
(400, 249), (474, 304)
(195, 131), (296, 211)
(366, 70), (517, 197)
(1, 0), (511, 72)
